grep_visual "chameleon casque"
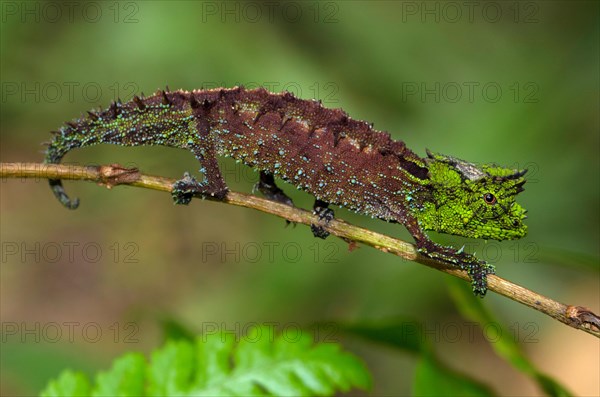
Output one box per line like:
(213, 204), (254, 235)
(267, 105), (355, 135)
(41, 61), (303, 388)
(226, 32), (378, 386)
(44, 87), (528, 296)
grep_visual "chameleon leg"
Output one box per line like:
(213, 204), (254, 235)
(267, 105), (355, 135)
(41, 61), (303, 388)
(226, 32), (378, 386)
(417, 240), (494, 297)
(256, 171), (294, 206)
(255, 171), (295, 227)
(406, 218), (494, 296)
(311, 199), (334, 239)
(172, 145), (228, 205)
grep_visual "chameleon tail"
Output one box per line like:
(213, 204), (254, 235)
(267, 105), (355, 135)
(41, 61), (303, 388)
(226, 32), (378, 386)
(50, 179), (79, 209)
(44, 91), (198, 209)
(45, 131), (82, 209)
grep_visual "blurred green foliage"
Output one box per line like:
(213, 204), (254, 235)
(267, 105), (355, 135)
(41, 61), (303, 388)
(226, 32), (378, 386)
(41, 325), (371, 396)
(1, 1), (598, 396)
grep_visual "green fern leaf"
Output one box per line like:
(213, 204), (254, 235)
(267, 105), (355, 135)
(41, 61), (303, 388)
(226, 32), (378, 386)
(40, 370), (91, 397)
(91, 353), (146, 396)
(40, 325), (371, 397)
(189, 326), (371, 396)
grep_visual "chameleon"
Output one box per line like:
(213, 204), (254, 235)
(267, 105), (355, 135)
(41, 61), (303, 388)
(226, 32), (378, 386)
(44, 86), (528, 296)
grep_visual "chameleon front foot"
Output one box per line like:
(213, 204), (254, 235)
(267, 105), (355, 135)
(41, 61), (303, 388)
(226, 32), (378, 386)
(418, 244), (495, 297)
(466, 261), (495, 297)
(171, 172), (228, 205)
(311, 200), (334, 239)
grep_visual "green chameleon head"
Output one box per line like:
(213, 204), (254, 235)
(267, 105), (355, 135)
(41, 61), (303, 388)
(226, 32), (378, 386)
(419, 150), (528, 241)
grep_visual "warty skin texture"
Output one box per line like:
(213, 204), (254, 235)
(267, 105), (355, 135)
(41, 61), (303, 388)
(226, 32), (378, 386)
(44, 87), (528, 296)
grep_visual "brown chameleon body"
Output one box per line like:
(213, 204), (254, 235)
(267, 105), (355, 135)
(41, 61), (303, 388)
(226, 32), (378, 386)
(45, 86), (527, 296)
(210, 88), (430, 221)
(46, 87), (431, 226)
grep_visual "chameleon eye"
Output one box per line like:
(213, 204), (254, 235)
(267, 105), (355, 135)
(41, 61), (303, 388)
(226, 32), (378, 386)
(483, 193), (496, 205)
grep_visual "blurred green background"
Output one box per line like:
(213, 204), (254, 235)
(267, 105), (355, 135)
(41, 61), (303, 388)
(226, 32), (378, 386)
(1, 1), (598, 395)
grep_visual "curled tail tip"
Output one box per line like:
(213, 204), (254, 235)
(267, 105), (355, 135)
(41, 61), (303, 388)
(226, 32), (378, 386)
(63, 197), (80, 210)
(49, 179), (80, 210)
(57, 190), (80, 210)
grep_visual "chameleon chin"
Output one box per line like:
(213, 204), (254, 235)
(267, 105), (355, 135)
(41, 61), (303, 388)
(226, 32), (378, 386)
(43, 86), (527, 297)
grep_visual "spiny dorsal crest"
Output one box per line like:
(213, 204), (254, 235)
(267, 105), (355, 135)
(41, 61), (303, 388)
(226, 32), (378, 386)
(426, 149), (527, 182)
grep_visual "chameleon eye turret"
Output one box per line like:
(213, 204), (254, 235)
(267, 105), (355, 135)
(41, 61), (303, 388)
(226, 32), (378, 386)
(483, 193), (496, 204)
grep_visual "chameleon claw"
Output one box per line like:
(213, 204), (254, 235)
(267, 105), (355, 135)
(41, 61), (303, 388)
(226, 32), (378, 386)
(469, 262), (495, 297)
(311, 200), (334, 239)
(171, 173), (206, 205)
(172, 172), (228, 204)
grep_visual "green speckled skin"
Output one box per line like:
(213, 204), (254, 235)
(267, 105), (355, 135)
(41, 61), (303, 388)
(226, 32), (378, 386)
(44, 87), (528, 296)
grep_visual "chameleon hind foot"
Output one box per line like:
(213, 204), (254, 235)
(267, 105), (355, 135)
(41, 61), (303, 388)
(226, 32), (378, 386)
(417, 242), (495, 297)
(171, 172), (228, 205)
(311, 199), (334, 239)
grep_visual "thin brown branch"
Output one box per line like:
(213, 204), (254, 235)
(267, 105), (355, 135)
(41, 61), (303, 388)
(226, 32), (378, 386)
(2, 162), (599, 338)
